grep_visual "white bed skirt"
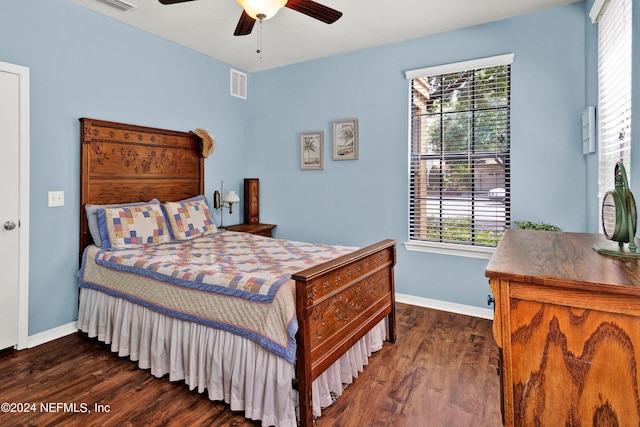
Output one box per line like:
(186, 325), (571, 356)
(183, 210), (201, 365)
(77, 288), (386, 426)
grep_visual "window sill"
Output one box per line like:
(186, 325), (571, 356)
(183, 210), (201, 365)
(403, 240), (495, 260)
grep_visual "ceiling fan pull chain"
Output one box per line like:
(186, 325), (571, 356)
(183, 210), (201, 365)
(256, 15), (264, 59)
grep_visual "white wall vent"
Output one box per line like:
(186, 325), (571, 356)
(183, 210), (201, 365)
(93, 0), (138, 12)
(230, 69), (247, 100)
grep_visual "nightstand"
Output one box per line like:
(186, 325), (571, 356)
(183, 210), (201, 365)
(225, 223), (277, 237)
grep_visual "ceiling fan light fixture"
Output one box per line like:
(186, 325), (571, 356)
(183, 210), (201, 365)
(237, 0), (287, 21)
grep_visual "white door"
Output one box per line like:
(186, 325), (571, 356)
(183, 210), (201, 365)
(0, 63), (28, 350)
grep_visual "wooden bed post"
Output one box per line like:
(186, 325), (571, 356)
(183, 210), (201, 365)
(294, 239), (397, 426)
(296, 304), (314, 427)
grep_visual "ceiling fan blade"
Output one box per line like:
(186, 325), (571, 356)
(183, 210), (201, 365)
(285, 0), (342, 24)
(234, 11), (256, 36)
(158, 0), (197, 4)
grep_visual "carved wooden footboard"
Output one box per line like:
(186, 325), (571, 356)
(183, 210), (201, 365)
(293, 239), (397, 427)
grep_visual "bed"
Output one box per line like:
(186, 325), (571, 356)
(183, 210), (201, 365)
(77, 118), (397, 426)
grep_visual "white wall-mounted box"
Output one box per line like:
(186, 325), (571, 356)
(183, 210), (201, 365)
(582, 106), (596, 154)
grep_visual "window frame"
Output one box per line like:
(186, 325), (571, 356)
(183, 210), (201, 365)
(404, 54), (514, 259)
(591, 0), (632, 230)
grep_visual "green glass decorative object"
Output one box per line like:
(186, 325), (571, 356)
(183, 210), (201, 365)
(594, 162), (640, 258)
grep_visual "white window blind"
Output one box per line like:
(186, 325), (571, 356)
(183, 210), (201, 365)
(406, 54), (512, 248)
(594, 0), (632, 205)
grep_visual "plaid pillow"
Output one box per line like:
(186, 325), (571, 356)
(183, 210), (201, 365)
(163, 197), (217, 240)
(85, 199), (159, 247)
(97, 203), (172, 249)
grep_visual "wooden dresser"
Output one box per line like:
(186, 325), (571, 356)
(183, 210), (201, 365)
(486, 229), (640, 426)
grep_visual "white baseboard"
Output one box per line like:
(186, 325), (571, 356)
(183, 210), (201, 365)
(396, 293), (494, 320)
(26, 321), (78, 348)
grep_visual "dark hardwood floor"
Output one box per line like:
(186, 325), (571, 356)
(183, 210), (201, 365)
(0, 303), (502, 426)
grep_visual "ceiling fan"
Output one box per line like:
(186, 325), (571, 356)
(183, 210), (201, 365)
(158, 0), (343, 36)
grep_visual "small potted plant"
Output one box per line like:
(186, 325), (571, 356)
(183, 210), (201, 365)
(513, 221), (561, 231)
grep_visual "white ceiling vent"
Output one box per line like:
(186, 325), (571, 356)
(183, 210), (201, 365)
(93, 0), (138, 12)
(230, 69), (247, 100)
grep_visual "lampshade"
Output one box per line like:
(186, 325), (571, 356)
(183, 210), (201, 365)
(237, 0), (287, 20)
(223, 190), (240, 203)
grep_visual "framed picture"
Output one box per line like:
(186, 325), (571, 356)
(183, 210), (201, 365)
(300, 131), (324, 170)
(332, 118), (358, 160)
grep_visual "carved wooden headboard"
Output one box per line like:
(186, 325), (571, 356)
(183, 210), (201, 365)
(79, 118), (204, 260)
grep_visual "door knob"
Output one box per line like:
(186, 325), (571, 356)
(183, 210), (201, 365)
(3, 221), (16, 230)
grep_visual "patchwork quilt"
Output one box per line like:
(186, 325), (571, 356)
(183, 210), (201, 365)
(78, 231), (356, 362)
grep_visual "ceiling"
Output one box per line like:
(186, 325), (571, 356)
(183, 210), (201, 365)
(70, 0), (580, 72)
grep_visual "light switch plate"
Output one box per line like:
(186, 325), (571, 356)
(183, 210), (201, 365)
(48, 191), (64, 207)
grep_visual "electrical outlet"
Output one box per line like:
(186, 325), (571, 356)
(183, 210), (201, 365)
(48, 191), (64, 207)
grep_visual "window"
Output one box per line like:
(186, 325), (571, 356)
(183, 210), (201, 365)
(405, 54), (513, 258)
(591, 0), (632, 214)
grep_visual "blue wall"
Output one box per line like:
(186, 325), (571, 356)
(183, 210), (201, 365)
(1, 0), (248, 335)
(0, 0), (605, 336)
(247, 3), (587, 308)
